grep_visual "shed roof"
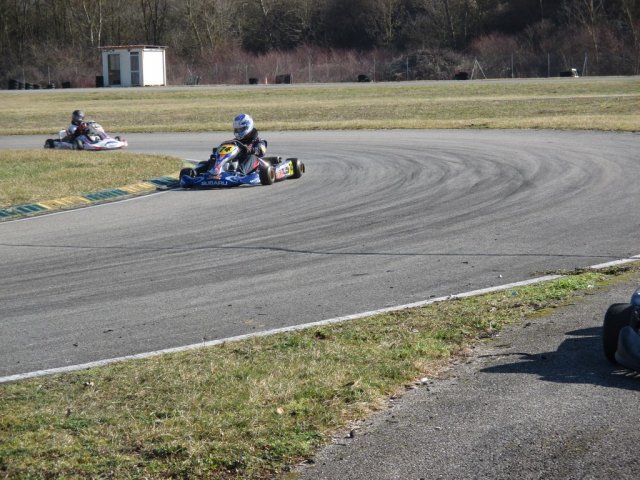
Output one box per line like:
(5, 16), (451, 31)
(98, 45), (167, 50)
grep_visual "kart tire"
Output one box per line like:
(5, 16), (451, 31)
(44, 139), (54, 149)
(194, 164), (209, 175)
(259, 164), (275, 185)
(289, 158), (305, 179)
(602, 303), (633, 364)
(179, 168), (197, 189)
(75, 138), (84, 150)
(262, 156), (277, 167)
(180, 167), (197, 179)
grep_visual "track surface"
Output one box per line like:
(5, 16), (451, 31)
(1, 130), (639, 377)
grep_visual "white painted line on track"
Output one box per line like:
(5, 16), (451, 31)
(2, 257), (639, 384)
(589, 254), (640, 270)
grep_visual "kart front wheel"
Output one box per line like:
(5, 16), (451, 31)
(44, 139), (54, 149)
(259, 164), (275, 185)
(289, 158), (305, 179)
(180, 167), (196, 179)
(602, 303), (633, 364)
(179, 168), (197, 188)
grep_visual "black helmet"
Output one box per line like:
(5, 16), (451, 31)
(72, 110), (85, 125)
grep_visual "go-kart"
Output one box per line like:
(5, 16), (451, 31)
(602, 287), (640, 370)
(44, 122), (128, 151)
(179, 139), (304, 188)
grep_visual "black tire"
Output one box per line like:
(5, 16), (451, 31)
(44, 139), (54, 149)
(289, 158), (305, 179)
(179, 168), (197, 188)
(603, 303), (633, 364)
(75, 138), (84, 150)
(180, 167), (196, 178)
(259, 164), (275, 185)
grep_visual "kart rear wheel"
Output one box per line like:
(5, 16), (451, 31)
(259, 164), (275, 185)
(75, 138), (84, 150)
(603, 303), (633, 364)
(289, 158), (305, 179)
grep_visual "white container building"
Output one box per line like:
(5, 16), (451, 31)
(99, 45), (167, 87)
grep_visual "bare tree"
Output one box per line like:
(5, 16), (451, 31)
(368, 0), (407, 47)
(140, 0), (169, 45)
(78, 0), (104, 46)
(563, 0), (607, 73)
(184, 0), (235, 53)
(620, 0), (640, 73)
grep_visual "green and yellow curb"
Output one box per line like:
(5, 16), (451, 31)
(0, 174), (179, 221)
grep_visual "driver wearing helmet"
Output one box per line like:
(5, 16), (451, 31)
(232, 113), (267, 157)
(62, 109), (92, 143)
(208, 113), (267, 173)
(68, 110), (87, 136)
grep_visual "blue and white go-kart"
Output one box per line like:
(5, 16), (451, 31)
(179, 140), (304, 188)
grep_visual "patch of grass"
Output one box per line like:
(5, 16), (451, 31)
(2, 265), (638, 478)
(0, 150), (181, 208)
(1, 77), (638, 135)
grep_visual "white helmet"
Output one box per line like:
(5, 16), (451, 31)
(233, 113), (254, 141)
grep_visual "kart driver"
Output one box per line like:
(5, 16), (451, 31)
(209, 113), (267, 172)
(62, 110), (87, 141)
(62, 110), (105, 143)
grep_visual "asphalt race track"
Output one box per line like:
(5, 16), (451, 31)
(1, 129), (639, 378)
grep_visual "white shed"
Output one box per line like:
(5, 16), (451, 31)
(99, 45), (167, 87)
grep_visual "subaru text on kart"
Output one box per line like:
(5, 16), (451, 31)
(44, 121), (128, 151)
(602, 287), (640, 371)
(179, 139), (304, 188)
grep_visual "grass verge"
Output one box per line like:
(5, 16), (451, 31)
(2, 265), (638, 478)
(0, 150), (181, 208)
(1, 77), (639, 135)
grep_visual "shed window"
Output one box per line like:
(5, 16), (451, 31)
(108, 54), (121, 85)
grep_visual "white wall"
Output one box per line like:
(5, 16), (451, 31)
(142, 50), (166, 86)
(101, 47), (166, 87)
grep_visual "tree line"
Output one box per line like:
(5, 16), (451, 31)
(1, 0), (639, 88)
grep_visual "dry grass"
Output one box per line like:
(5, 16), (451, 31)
(0, 150), (180, 208)
(1, 77), (638, 135)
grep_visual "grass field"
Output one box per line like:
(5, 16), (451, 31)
(0, 150), (180, 209)
(1, 77), (639, 135)
(1, 77), (639, 478)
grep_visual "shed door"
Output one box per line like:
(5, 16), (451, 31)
(108, 54), (121, 86)
(130, 52), (140, 86)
